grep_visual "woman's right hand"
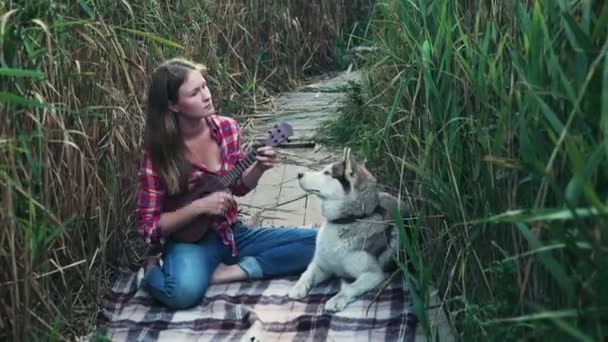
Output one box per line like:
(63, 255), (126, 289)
(190, 191), (236, 216)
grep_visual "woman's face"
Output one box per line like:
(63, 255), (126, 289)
(171, 70), (215, 119)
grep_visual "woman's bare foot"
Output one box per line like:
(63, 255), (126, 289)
(210, 263), (248, 284)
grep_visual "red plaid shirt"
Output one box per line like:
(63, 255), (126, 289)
(136, 115), (251, 256)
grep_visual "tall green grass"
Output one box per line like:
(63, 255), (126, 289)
(0, 1), (370, 340)
(322, 0), (608, 339)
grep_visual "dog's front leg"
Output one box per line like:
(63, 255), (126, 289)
(325, 271), (385, 312)
(288, 261), (330, 300)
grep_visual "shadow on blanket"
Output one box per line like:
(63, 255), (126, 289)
(97, 269), (418, 342)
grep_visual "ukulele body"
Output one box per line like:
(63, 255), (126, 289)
(162, 173), (227, 243)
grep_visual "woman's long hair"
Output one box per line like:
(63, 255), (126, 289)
(144, 58), (207, 195)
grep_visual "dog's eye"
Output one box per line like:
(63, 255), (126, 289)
(324, 171), (330, 176)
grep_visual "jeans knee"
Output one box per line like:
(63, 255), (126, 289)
(303, 229), (317, 247)
(164, 278), (208, 310)
(307, 229), (318, 242)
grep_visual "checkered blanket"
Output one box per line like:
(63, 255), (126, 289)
(98, 270), (418, 341)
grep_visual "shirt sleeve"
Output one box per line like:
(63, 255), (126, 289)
(135, 152), (165, 244)
(225, 118), (253, 197)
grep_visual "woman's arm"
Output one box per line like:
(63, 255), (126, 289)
(231, 146), (277, 194)
(227, 116), (278, 195)
(136, 153), (167, 243)
(157, 204), (201, 236)
(239, 162), (266, 190)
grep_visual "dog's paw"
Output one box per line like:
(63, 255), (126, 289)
(324, 293), (352, 312)
(288, 283), (309, 300)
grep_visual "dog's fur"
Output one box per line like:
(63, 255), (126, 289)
(288, 148), (404, 312)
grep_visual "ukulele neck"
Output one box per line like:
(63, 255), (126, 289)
(219, 149), (258, 187)
(217, 121), (292, 188)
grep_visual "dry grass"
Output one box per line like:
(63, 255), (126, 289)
(0, 0), (372, 340)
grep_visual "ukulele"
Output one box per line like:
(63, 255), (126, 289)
(163, 122), (294, 243)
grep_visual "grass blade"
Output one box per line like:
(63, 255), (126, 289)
(0, 92), (55, 109)
(0, 67), (45, 79)
(118, 28), (184, 49)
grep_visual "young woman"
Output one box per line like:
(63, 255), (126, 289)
(136, 58), (317, 309)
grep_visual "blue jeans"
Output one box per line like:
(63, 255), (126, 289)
(142, 222), (317, 309)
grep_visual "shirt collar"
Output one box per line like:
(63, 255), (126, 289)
(204, 115), (221, 144)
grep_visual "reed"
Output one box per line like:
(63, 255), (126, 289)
(0, 0), (371, 340)
(321, 0), (608, 339)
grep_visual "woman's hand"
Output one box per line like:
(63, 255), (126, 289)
(254, 145), (278, 171)
(191, 191), (236, 216)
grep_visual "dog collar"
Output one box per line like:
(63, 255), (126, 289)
(328, 205), (386, 224)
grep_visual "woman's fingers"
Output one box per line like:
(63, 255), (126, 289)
(221, 193), (236, 210)
(209, 192), (236, 215)
(255, 156), (274, 163)
(225, 195), (236, 209)
(256, 146), (277, 158)
(254, 146), (279, 170)
(256, 153), (278, 165)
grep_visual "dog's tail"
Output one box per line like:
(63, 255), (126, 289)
(378, 224), (400, 272)
(377, 192), (408, 272)
(378, 191), (410, 216)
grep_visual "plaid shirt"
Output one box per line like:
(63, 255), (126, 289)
(136, 115), (251, 256)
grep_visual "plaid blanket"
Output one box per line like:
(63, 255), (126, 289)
(98, 270), (417, 341)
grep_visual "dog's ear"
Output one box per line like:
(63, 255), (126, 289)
(343, 147), (359, 179)
(358, 162), (371, 176)
(342, 147), (350, 162)
(359, 159), (368, 171)
(358, 163), (376, 182)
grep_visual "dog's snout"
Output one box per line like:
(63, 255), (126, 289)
(297, 172), (303, 179)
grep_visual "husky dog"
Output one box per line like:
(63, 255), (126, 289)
(288, 148), (403, 312)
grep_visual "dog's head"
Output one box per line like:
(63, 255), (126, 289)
(298, 147), (376, 200)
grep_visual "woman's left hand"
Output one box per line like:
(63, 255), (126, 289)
(254, 146), (278, 171)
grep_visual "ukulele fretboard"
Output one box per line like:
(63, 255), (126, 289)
(219, 152), (258, 187)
